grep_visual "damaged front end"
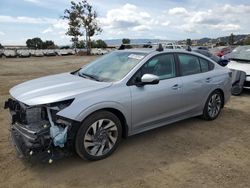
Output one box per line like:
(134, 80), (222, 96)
(4, 98), (77, 163)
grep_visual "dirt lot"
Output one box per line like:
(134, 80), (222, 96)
(0, 56), (250, 188)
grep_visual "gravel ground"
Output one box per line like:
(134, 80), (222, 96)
(0, 56), (250, 188)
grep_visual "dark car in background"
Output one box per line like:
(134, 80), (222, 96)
(193, 49), (229, 66)
(211, 47), (232, 57)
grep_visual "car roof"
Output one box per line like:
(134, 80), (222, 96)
(117, 48), (193, 55)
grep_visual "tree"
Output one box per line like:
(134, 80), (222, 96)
(43, 40), (57, 49)
(26, 38), (57, 49)
(63, 2), (83, 53)
(26, 37), (44, 49)
(64, 1), (102, 55)
(94, 39), (107, 48)
(243, 38), (250, 45)
(0, 43), (3, 49)
(186, 38), (192, 46)
(229, 33), (234, 45)
(91, 40), (107, 48)
(80, 0), (102, 54)
(122, 38), (130, 44)
(76, 40), (85, 48)
(60, 45), (71, 49)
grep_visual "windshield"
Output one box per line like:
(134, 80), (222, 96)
(78, 51), (146, 82)
(228, 45), (250, 62)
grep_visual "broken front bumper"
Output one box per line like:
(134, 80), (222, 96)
(10, 121), (51, 158)
(10, 120), (75, 163)
(5, 98), (76, 162)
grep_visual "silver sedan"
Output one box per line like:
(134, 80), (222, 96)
(6, 48), (232, 161)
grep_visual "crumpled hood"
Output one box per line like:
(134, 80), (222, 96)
(10, 73), (112, 106)
(227, 60), (250, 75)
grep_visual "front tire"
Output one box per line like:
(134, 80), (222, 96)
(202, 90), (223, 121)
(75, 111), (122, 161)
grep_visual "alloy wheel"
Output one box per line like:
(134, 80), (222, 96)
(208, 93), (222, 118)
(83, 119), (118, 157)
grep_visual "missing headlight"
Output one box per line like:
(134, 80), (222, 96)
(45, 99), (74, 148)
(56, 117), (72, 127)
(48, 99), (74, 109)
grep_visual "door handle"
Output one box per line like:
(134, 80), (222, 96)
(206, 78), (212, 83)
(172, 84), (181, 90)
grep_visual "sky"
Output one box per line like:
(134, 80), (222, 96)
(0, 0), (250, 45)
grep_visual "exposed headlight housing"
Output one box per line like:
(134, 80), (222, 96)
(55, 116), (72, 127)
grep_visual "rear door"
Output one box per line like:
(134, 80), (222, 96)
(176, 53), (212, 114)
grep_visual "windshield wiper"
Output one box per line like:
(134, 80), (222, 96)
(78, 72), (101, 81)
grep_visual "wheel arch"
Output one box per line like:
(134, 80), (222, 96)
(73, 102), (130, 138)
(100, 108), (128, 138)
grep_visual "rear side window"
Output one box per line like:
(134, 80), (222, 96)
(200, 58), (215, 72)
(178, 54), (201, 76)
(199, 58), (209, 72)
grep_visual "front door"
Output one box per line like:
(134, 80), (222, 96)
(129, 53), (183, 132)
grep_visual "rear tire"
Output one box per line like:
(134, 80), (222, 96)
(75, 111), (122, 161)
(202, 90), (223, 121)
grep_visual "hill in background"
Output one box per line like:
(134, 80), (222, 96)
(104, 34), (250, 46)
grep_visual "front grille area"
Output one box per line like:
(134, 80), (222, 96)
(4, 98), (51, 158)
(244, 80), (250, 87)
(26, 107), (43, 124)
(5, 98), (46, 124)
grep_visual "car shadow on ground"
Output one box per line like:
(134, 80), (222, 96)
(242, 89), (250, 95)
(17, 107), (250, 187)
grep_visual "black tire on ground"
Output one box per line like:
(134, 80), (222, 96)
(202, 90), (223, 121)
(231, 84), (244, 96)
(75, 110), (122, 161)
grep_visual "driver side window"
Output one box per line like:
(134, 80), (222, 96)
(130, 53), (176, 84)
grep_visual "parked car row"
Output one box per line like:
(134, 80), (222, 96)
(0, 49), (76, 58)
(0, 48), (115, 58)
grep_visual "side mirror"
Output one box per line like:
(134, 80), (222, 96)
(138, 74), (159, 86)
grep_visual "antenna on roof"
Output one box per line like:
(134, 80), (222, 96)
(156, 43), (163, 52)
(118, 44), (125, 50)
(186, 45), (192, 52)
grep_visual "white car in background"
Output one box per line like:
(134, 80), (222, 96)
(56, 49), (75, 56)
(17, 49), (31, 57)
(227, 45), (250, 89)
(3, 49), (17, 57)
(33, 50), (44, 57)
